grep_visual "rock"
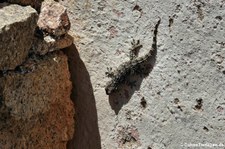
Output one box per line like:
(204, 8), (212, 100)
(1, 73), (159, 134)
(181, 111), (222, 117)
(0, 51), (75, 148)
(7, 0), (43, 11)
(0, 3), (37, 70)
(37, 0), (70, 36)
(32, 33), (73, 55)
(0, 51), (72, 120)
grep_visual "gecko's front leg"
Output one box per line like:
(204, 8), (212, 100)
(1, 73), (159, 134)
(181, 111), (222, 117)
(129, 39), (143, 61)
(105, 67), (115, 78)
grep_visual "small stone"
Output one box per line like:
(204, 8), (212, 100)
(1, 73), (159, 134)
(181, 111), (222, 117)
(37, 0), (70, 36)
(32, 34), (73, 55)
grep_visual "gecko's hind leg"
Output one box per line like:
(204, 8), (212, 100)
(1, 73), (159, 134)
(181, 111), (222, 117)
(129, 39), (143, 60)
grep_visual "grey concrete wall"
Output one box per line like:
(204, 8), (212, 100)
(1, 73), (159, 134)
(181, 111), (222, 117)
(62, 0), (225, 148)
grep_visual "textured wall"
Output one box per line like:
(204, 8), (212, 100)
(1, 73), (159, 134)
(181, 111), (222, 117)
(0, 2), (75, 148)
(61, 0), (225, 148)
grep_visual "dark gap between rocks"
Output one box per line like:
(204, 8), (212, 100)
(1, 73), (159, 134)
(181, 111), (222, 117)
(64, 44), (101, 149)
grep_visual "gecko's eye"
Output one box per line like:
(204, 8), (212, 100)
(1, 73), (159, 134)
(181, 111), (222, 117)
(105, 87), (112, 95)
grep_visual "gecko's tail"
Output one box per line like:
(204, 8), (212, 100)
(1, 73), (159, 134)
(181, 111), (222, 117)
(151, 18), (161, 50)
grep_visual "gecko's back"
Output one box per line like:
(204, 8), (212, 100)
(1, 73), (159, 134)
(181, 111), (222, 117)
(105, 19), (161, 95)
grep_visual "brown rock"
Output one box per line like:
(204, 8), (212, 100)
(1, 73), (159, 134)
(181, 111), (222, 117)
(37, 1), (70, 36)
(32, 34), (73, 55)
(0, 4), (37, 70)
(0, 51), (75, 148)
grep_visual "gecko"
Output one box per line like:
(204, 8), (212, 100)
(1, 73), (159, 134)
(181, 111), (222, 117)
(105, 18), (161, 95)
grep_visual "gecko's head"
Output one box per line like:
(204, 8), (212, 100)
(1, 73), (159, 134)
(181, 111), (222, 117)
(105, 81), (117, 95)
(105, 87), (112, 95)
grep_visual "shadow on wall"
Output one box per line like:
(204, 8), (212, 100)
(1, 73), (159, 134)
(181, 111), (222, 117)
(108, 44), (157, 115)
(64, 44), (101, 149)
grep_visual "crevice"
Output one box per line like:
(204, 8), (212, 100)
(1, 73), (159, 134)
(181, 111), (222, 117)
(0, 51), (56, 76)
(64, 44), (101, 149)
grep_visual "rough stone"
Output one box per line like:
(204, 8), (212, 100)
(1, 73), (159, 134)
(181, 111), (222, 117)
(0, 51), (74, 148)
(37, 0), (70, 36)
(7, 0), (43, 11)
(0, 3), (37, 70)
(32, 33), (73, 55)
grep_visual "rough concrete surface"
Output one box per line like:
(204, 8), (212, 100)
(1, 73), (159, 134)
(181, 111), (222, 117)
(60, 0), (225, 149)
(0, 3), (37, 70)
(0, 51), (74, 148)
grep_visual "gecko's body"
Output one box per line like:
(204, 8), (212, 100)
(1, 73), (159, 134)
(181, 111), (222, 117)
(105, 19), (161, 95)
